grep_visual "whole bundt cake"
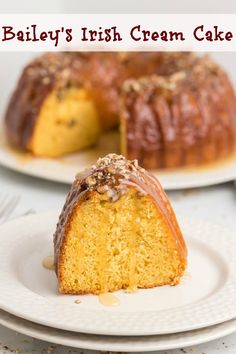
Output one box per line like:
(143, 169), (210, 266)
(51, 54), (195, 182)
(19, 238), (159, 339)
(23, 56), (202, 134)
(54, 154), (187, 295)
(4, 52), (236, 169)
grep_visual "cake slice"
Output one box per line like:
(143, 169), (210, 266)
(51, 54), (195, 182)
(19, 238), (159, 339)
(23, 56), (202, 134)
(54, 154), (187, 295)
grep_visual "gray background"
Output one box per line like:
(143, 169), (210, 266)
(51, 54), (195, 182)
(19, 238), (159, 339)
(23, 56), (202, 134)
(0, 0), (236, 13)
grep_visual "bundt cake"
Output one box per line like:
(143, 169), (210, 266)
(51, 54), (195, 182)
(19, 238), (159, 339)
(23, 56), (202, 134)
(4, 52), (161, 158)
(4, 52), (236, 169)
(53, 154), (187, 295)
(4, 53), (120, 157)
(121, 55), (236, 169)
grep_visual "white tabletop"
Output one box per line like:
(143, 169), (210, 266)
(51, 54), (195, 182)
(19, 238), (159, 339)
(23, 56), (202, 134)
(0, 163), (236, 354)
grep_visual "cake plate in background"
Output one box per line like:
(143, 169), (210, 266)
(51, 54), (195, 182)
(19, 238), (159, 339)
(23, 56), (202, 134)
(0, 129), (236, 190)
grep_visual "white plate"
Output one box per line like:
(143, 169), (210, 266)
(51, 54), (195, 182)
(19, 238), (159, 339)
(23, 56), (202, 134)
(0, 129), (236, 190)
(0, 212), (236, 336)
(1, 310), (236, 352)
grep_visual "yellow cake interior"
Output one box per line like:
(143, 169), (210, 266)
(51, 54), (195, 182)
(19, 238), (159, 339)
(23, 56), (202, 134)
(29, 87), (101, 157)
(58, 187), (186, 295)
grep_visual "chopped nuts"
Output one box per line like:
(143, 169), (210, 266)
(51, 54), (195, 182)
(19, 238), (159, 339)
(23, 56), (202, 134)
(75, 154), (146, 203)
(97, 185), (109, 194)
(42, 76), (51, 85)
(85, 175), (97, 186)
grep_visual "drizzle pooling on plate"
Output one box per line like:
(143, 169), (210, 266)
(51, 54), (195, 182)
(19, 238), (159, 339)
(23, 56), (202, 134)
(42, 256), (54, 270)
(99, 293), (120, 307)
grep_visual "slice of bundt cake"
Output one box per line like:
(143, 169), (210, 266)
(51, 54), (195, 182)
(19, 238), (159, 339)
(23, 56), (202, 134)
(54, 154), (187, 295)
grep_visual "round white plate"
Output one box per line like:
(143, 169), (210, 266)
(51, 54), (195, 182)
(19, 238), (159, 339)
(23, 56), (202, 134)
(1, 310), (236, 352)
(0, 212), (236, 336)
(0, 129), (236, 190)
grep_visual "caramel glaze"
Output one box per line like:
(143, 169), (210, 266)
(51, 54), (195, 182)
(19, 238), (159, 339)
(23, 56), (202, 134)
(122, 56), (236, 169)
(98, 293), (120, 306)
(54, 155), (187, 291)
(4, 52), (162, 150)
(42, 255), (55, 270)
